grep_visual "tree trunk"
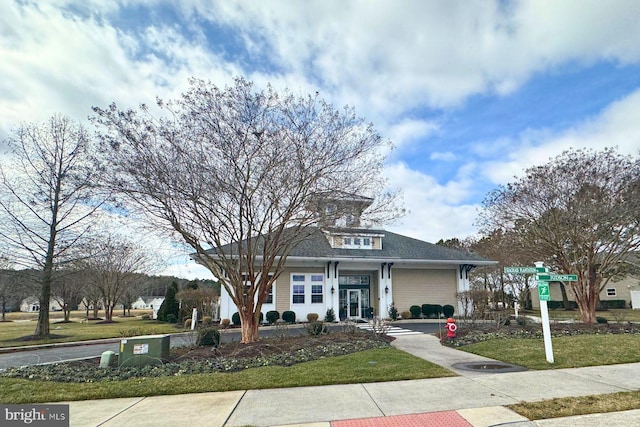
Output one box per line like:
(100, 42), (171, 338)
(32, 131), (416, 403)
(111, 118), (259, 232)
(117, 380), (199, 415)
(558, 282), (570, 309)
(239, 310), (260, 343)
(34, 259), (54, 337)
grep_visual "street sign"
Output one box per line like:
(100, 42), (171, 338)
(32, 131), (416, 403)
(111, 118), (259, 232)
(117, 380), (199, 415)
(537, 282), (550, 301)
(537, 274), (578, 282)
(504, 266), (537, 274)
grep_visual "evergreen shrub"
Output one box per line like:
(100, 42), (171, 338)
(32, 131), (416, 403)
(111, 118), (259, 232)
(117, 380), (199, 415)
(443, 304), (455, 318)
(325, 308), (336, 322)
(197, 327), (221, 347)
(409, 305), (421, 318)
(232, 312), (241, 325)
(282, 310), (296, 323)
(266, 310), (280, 324)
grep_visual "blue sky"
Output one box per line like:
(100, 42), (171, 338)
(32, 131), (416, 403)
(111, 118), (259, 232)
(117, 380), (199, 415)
(2, 1), (640, 279)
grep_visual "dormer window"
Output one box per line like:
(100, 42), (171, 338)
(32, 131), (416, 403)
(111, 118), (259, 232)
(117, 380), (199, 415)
(342, 236), (373, 249)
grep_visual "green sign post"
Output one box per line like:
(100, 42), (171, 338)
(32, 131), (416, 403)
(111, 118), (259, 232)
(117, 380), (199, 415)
(537, 281), (550, 301)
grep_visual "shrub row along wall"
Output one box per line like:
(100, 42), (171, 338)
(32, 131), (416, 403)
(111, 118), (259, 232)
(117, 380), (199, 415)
(408, 304), (455, 319)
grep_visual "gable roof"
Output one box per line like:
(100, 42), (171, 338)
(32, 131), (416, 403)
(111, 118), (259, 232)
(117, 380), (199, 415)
(203, 227), (495, 265)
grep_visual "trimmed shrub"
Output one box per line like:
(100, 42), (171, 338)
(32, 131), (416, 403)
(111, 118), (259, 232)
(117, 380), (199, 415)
(183, 318), (192, 329)
(596, 316), (608, 324)
(202, 316), (213, 327)
(443, 304), (455, 318)
(258, 312), (264, 323)
(231, 312), (241, 325)
(433, 304), (443, 318)
(547, 301), (564, 310)
(220, 318), (231, 328)
(601, 300), (626, 309)
(140, 314), (151, 320)
(282, 310), (296, 323)
(266, 310), (280, 325)
(325, 308), (336, 323)
(307, 313), (319, 322)
(421, 304), (432, 318)
(409, 305), (421, 319)
(306, 321), (327, 336)
(388, 302), (398, 321)
(197, 327), (221, 347)
(400, 311), (412, 319)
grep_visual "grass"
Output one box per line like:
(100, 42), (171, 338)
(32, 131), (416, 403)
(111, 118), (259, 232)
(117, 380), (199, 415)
(459, 334), (640, 369)
(0, 312), (178, 348)
(0, 347), (454, 404)
(509, 390), (640, 420)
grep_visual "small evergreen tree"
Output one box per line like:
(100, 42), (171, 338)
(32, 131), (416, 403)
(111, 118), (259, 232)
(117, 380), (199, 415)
(157, 281), (180, 322)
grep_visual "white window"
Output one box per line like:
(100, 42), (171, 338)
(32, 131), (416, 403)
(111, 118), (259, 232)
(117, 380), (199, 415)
(341, 236), (373, 250)
(606, 288), (616, 296)
(292, 284), (305, 304)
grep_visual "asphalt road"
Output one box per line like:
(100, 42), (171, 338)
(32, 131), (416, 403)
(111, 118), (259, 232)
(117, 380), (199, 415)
(0, 322), (441, 370)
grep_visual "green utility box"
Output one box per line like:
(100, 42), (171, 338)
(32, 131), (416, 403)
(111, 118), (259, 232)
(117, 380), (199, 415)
(119, 334), (170, 367)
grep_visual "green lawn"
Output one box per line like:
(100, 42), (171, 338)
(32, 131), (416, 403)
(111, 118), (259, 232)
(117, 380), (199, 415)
(0, 313), (179, 348)
(459, 333), (640, 369)
(0, 347), (453, 404)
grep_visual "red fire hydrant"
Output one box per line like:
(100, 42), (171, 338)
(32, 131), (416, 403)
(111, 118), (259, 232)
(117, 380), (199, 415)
(446, 317), (457, 340)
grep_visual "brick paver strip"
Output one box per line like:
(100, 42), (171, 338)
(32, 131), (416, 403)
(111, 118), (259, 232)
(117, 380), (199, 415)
(331, 410), (473, 427)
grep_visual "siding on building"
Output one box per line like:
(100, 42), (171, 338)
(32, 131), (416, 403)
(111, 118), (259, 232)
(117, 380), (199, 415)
(391, 268), (457, 313)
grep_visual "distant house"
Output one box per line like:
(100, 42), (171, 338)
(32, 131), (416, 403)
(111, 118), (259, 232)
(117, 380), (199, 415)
(132, 296), (165, 311)
(19, 297), (63, 313)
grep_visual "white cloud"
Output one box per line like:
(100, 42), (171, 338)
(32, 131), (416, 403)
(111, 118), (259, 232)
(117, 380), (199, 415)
(384, 162), (479, 242)
(430, 151), (457, 162)
(385, 118), (440, 150)
(480, 88), (640, 184)
(183, 0), (640, 118)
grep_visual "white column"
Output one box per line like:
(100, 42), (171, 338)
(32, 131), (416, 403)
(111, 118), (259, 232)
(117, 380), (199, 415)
(456, 265), (471, 317)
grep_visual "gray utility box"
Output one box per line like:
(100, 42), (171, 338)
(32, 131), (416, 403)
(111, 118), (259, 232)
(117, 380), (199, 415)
(119, 334), (170, 367)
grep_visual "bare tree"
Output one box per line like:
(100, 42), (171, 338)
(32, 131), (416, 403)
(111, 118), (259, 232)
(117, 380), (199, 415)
(51, 268), (86, 322)
(80, 234), (156, 322)
(478, 148), (640, 323)
(93, 77), (401, 342)
(0, 115), (105, 337)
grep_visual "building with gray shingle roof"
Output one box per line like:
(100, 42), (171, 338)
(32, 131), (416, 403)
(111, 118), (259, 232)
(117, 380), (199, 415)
(213, 224), (495, 322)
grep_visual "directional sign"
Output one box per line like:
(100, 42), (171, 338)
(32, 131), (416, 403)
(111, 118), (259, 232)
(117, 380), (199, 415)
(504, 266), (537, 274)
(537, 281), (550, 301)
(537, 274), (578, 282)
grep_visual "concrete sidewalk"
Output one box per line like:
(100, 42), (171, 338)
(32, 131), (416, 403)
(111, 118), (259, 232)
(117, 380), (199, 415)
(61, 334), (640, 427)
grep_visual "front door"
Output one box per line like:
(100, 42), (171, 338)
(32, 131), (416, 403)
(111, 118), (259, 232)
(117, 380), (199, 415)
(348, 289), (361, 319)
